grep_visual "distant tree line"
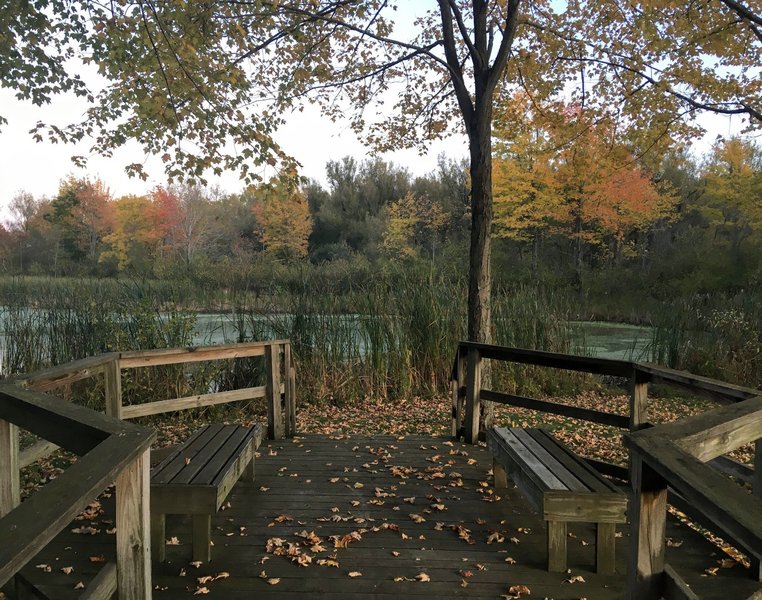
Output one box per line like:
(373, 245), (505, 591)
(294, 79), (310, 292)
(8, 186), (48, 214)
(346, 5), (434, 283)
(2, 134), (761, 303)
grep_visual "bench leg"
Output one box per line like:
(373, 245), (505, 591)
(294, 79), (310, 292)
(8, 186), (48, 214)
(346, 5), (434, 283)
(151, 513), (166, 562)
(547, 520), (567, 572)
(243, 456), (255, 482)
(193, 514), (212, 562)
(493, 459), (507, 489)
(596, 522), (617, 575)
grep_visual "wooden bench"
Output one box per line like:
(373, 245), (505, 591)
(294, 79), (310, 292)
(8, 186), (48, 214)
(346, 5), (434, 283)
(487, 427), (627, 574)
(150, 423), (263, 562)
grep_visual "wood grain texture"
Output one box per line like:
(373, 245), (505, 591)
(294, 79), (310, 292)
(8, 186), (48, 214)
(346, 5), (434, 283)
(116, 448), (152, 600)
(104, 357), (122, 420)
(464, 346), (481, 444)
(265, 345), (283, 440)
(0, 419), (20, 517)
(122, 387), (266, 419)
(627, 455), (668, 600)
(79, 562), (118, 600)
(481, 389), (630, 428)
(119, 341), (287, 368)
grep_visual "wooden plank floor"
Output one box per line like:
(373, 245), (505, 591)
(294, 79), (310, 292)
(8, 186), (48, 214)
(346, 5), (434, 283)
(10, 434), (762, 599)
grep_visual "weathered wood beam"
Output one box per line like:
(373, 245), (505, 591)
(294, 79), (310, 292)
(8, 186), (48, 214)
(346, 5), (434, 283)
(464, 346), (482, 444)
(18, 353), (118, 392)
(0, 419), (20, 517)
(121, 386), (266, 419)
(119, 340), (288, 368)
(116, 448), (152, 600)
(265, 344), (283, 440)
(480, 389), (630, 428)
(627, 454), (668, 600)
(457, 341), (634, 377)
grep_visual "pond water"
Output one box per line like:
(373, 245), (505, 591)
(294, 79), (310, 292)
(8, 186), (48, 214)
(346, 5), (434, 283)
(569, 321), (653, 361)
(191, 314), (653, 361)
(0, 310), (654, 371)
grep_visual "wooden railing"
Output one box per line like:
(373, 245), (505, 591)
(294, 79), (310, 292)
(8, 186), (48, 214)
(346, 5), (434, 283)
(15, 340), (296, 468)
(2, 339), (296, 600)
(451, 341), (762, 599)
(0, 384), (155, 599)
(626, 397), (762, 599)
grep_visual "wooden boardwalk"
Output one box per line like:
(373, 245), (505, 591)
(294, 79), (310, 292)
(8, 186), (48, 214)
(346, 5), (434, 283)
(11, 434), (762, 600)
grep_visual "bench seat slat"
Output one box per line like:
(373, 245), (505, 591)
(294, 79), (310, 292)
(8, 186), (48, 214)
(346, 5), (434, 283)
(170, 426), (239, 485)
(151, 425), (223, 484)
(528, 429), (620, 493)
(198, 427), (253, 486)
(512, 428), (588, 492)
(492, 427), (568, 491)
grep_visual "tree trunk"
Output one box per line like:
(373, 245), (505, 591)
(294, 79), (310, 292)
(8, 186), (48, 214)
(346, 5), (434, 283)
(467, 89), (494, 346)
(467, 88), (495, 429)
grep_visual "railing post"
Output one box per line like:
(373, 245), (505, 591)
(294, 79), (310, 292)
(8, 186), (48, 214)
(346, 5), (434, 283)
(451, 347), (467, 439)
(752, 439), (762, 498)
(0, 419), (20, 517)
(265, 343), (283, 440)
(629, 368), (649, 432)
(627, 452), (668, 600)
(116, 448), (152, 600)
(283, 343), (296, 437)
(464, 346), (482, 445)
(105, 356), (123, 420)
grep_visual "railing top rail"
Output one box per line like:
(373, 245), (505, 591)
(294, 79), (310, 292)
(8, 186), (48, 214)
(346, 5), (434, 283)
(120, 339), (291, 368)
(453, 341), (761, 403)
(0, 385), (155, 588)
(15, 352), (120, 392)
(455, 341), (634, 377)
(119, 339), (290, 360)
(634, 362), (760, 403)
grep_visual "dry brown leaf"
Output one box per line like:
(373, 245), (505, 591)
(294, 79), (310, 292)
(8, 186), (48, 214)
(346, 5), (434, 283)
(267, 578), (281, 585)
(60, 567), (74, 575)
(193, 587), (210, 595)
(564, 574), (585, 583)
(348, 571), (362, 578)
(415, 572), (431, 582)
(505, 583), (531, 598)
(317, 558), (339, 568)
(73, 582), (85, 590)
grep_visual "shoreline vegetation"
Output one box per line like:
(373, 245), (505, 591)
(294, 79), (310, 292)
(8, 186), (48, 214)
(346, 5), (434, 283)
(3, 271), (762, 408)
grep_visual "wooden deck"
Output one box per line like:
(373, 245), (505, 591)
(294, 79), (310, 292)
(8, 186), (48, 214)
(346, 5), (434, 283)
(11, 434), (762, 600)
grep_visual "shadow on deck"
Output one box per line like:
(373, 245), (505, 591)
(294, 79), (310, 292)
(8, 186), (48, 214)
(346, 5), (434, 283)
(15, 434), (762, 600)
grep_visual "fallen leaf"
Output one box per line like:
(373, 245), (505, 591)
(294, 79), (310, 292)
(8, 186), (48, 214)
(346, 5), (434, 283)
(487, 531), (505, 544)
(61, 567), (74, 575)
(267, 578), (281, 585)
(564, 574), (585, 583)
(415, 572), (431, 582)
(505, 583), (531, 598)
(348, 571), (362, 578)
(193, 587), (209, 595)
(89, 555), (106, 563)
(74, 582), (85, 590)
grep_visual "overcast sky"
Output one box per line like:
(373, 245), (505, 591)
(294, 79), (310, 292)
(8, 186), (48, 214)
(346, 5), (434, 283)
(0, 85), (470, 217)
